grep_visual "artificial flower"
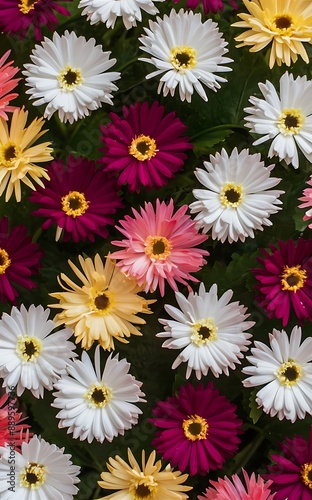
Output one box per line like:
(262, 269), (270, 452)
(243, 326), (312, 422)
(98, 448), (192, 499)
(30, 155), (123, 243)
(99, 101), (192, 193)
(0, 393), (31, 450)
(265, 427), (312, 500)
(110, 198), (209, 296)
(0, 435), (80, 499)
(150, 383), (242, 475)
(0, 50), (20, 121)
(79, 0), (164, 30)
(190, 148), (284, 243)
(23, 30), (120, 124)
(173, 0), (237, 14)
(298, 175), (312, 229)
(49, 254), (153, 350)
(253, 238), (312, 326)
(0, 0), (72, 40)
(0, 304), (76, 398)
(157, 282), (254, 379)
(0, 107), (52, 202)
(52, 346), (145, 443)
(199, 469), (275, 500)
(244, 72), (312, 169)
(233, 0), (312, 68)
(139, 8), (232, 102)
(0, 216), (42, 303)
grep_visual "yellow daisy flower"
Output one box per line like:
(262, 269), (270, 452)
(0, 107), (53, 201)
(97, 448), (192, 500)
(232, 0), (312, 68)
(49, 254), (154, 351)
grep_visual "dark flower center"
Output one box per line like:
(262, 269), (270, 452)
(85, 383), (111, 408)
(91, 388), (107, 404)
(152, 240), (165, 255)
(280, 265), (307, 292)
(170, 45), (197, 70)
(198, 326), (212, 340)
(61, 191), (89, 218)
(274, 15), (292, 30)
(284, 114), (299, 129)
(145, 236), (171, 260)
(24, 340), (37, 358)
(94, 293), (110, 310)
(225, 188), (240, 204)
(277, 359), (302, 386)
(135, 484), (152, 498)
(4, 145), (17, 161)
(182, 414), (208, 441)
(175, 52), (191, 66)
(283, 366), (299, 382)
(20, 463), (46, 489)
(64, 70), (79, 86)
(129, 134), (158, 161)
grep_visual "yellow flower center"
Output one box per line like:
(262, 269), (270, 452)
(276, 359), (302, 387)
(57, 65), (84, 91)
(85, 383), (112, 408)
(16, 336), (42, 363)
(301, 462), (312, 489)
(170, 46), (197, 71)
(129, 135), (158, 161)
(182, 414), (208, 441)
(277, 108), (304, 136)
(0, 141), (21, 169)
(0, 248), (11, 274)
(280, 265), (307, 292)
(190, 318), (218, 346)
(220, 182), (244, 208)
(90, 290), (115, 316)
(61, 191), (90, 218)
(18, 0), (39, 14)
(144, 236), (172, 260)
(272, 13), (294, 34)
(129, 474), (159, 499)
(20, 462), (46, 489)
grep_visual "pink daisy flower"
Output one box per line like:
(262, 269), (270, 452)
(30, 156), (123, 243)
(253, 238), (312, 326)
(173, 0), (237, 14)
(0, 392), (32, 451)
(0, 50), (20, 121)
(110, 199), (209, 296)
(199, 469), (275, 500)
(0, 0), (72, 40)
(99, 101), (192, 193)
(299, 175), (312, 229)
(265, 427), (312, 500)
(150, 383), (242, 476)
(0, 216), (42, 303)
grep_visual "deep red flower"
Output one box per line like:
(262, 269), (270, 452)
(173, 0), (238, 14)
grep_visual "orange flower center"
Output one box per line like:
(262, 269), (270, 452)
(18, 0), (39, 14)
(0, 248), (11, 274)
(129, 135), (158, 161)
(182, 414), (208, 441)
(280, 265), (307, 292)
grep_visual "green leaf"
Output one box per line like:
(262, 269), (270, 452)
(249, 389), (263, 424)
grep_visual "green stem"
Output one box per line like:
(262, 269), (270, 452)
(191, 123), (246, 141)
(233, 432), (265, 474)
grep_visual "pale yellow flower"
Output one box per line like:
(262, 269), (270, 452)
(232, 0), (312, 68)
(49, 254), (154, 351)
(97, 448), (192, 500)
(0, 107), (52, 201)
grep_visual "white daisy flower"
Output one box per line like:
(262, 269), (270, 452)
(244, 72), (312, 168)
(243, 326), (312, 423)
(0, 304), (76, 399)
(0, 435), (80, 499)
(190, 148), (284, 243)
(139, 8), (232, 103)
(23, 30), (120, 124)
(52, 345), (145, 444)
(157, 283), (254, 380)
(79, 0), (164, 30)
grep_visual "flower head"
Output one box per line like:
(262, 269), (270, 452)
(0, 304), (76, 398)
(244, 72), (312, 168)
(158, 282), (254, 380)
(190, 148), (284, 243)
(150, 383), (242, 476)
(243, 326), (312, 423)
(110, 199), (209, 296)
(0, 50), (20, 121)
(52, 346), (145, 443)
(0, 0), (72, 40)
(298, 175), (312, 229)
(0, 217), (42, 303)
(173, 0), (237, 14)
(49, 254), (154, 350)
(0, 435), (80, 499)
(0, 107), (52, 202)
(99, 101), (192, 193)
(139, 9), (232, 103)
(98, 448), (192, 499)
(233, 0), (312, 68)
(253, 238), (312, 326)
(0, 393), (31, 450)
(30, 155), (123, 243)
(23, 30), (120, 124)
(79, 0), (164, 30)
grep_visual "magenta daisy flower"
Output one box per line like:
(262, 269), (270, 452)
(299, 175), (312, 229)
(0, 0), (72, 40)
(173, 0), (237, 14)
(265, 427), (312, 500)
(29, 156), (123, 243)
(253, 238), (312, 326)
(99, 101), (192, 193)
(150, 383), (242, 476)
(0, 216), (42, 303)
(0, 392), (32, 450)
(110, 199), (209, 296)
(0, 50), (20, 121)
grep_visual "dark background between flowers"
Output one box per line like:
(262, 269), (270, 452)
(1, 1), (312, 498)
